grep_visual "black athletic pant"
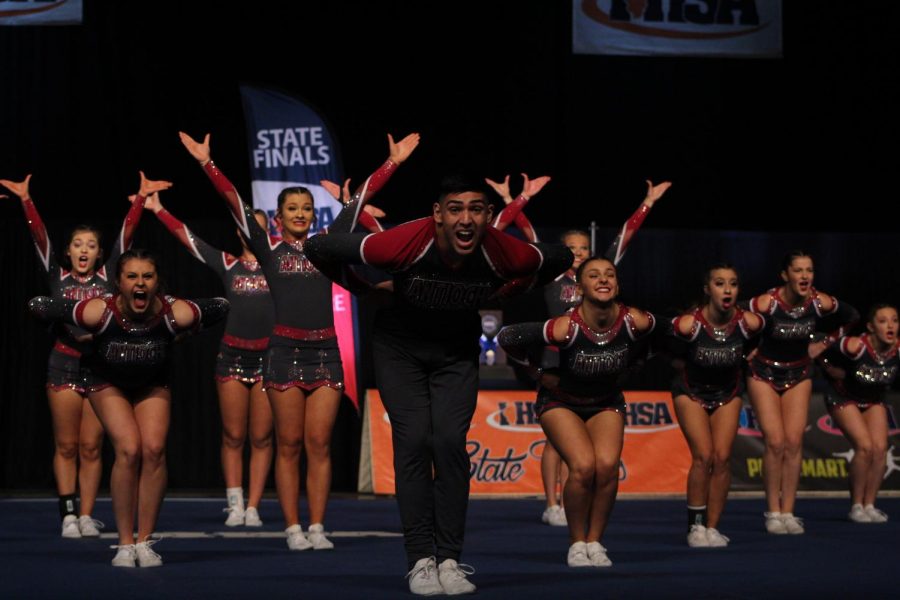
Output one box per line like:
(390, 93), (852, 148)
(373, 331), (479, 568)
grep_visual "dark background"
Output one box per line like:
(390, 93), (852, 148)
(1, 1), (898, 491)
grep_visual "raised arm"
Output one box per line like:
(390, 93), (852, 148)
(103, 171), (170, 272)
(327, 132), (420, 233)
(144, 192), (229, 276)
(486, 175), (539, 242)
(179, 131), (270, 255)
(1, 174), (58, 274)
(490, 173), (550, 236)
(603, 180), (671, 266)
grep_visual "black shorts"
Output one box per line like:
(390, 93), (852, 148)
(536, 386), (626, 420)
(749, 355), (811, 392)
(671, 373), (743, 413)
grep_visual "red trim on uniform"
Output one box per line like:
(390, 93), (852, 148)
(263, 379), (344, 392)
(215, 374), (264, 385)
(272, 324), (337, 341)
(53, 341), (82, 358)
(222, 334), (270, 351)
(360, 217), (435, 270)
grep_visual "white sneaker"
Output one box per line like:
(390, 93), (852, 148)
(567, 541), (592, 567)
(849, 503), (871, 523)
(764, 512), (787, 534)
(864, 504), (888, 523)
(542, 505), (567, 526)
(586, 541), (612, 567)
(687, 524), (710, 547)
(285, 524), (312, 551)
(307, 523), (335, 550)
(135, 540), (163, 567)
(61, 514), (81, 538)
(110, 544), (136, 568)
(780, 513), (804, 534)
(705, 528), (729, 547)
(406, 556), (443, 596)
(78, 516), (103, 537)
(243, 506), (263, 527)
(224, 506), (245, 527)
(438, 559), (476, 595)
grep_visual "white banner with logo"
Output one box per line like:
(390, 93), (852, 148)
(0, 0), (82, 25)
(574, 0), (782, 57)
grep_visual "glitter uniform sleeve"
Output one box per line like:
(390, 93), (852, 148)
(155, 208), (228, 276)
(493, 242), (574, 300)
(29, 296), (81, 326)
(185, 297), (230, 332)
(491, 195), (531, 234)
(818, 298), (859, 345)
(498, 320), (556, 366)
(104, 193), (147, 273)
(604, 202), (652, 266)
(19, 195), (59, 277)
(328, 159), (397, 234)
(201, 160), (272, 263)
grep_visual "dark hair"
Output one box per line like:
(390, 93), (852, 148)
(575, 255), (615, 283)
(116, 248), (163, 291)
(64, 225), (104, 270)
(437, 174), (490, 204)
(276, 187), (314, 211)
(560, 229), (590, 244)
(867, 303), (898, 323)
(781, 250), (813, 272)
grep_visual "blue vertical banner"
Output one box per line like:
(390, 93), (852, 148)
(239, 85), (360, 408)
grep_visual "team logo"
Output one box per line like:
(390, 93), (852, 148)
(624, 401), (678, 433)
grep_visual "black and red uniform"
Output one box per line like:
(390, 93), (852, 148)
(154, 208), (274, 384)
(670, 308), (760, 412)
(749, 287), (857, 391)
(198, 159), (395, 391)
(16, 193), (145, 392)
(305, 213), (572, 568)
(29, 295), (229, 392)
(820, 334), (900, 412)
(500, 303), (655, 419)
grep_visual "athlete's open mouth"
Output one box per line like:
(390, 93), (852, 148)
(133, 290), (148, 309)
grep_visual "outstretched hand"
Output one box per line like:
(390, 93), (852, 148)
(485, 175), (513, 205)
(521, 173), (551, 199)
(643, 180), (672, 206)
(179, 131), (212, 164)
(364, 204), (386, 218)
(321, 178), (352, 203)
(388, 132), (420, 165)
(139, 171), (174, 197)
(0, 173), (32, 199)
(143, 192), (164, 213)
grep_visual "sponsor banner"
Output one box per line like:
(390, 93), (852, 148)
(733, 393), (900, 491)
(240, 85), (358, 407)
(0, 0), (81, 25)
(573, 0), (783, 57)
(361, 389), (690, 495)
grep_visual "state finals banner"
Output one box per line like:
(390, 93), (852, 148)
(0, 0), (82, 25)
(359, 390), (691, 495)
(573, 0), (783, 58)
(240, 85), (359, 407)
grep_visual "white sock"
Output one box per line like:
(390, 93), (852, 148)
(226, 487), (245, 512)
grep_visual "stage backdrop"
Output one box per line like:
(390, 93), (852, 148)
(240, 85), (359, 407)
(360, 390), (692, 496)
(360, 390), (900, 496)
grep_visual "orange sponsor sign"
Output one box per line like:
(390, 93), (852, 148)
(361, 389), (690, 495)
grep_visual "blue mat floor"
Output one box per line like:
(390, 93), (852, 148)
(1, 495), (897, 599)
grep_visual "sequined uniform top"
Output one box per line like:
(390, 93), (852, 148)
(822, 334), (900, 404)
(201, 160), (396, 332)
(750, 287), (846, 364)
(671, 307), (760, 404)
(500, 303), (655, 406)
(29, 295), (229, 391)
(154, 208), (274, 344)
(306, 216), (573, 342)
(17, 193), (145, 352)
